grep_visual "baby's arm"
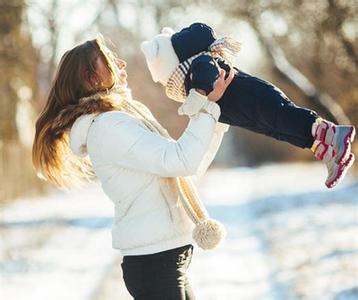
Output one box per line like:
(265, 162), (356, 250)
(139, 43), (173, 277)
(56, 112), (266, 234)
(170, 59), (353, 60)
(190, 55), (220, 95)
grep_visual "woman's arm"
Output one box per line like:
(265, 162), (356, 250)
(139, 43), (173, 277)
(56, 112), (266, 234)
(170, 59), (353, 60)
(176, 68), (234, 178)
(99, 89), (220, 177)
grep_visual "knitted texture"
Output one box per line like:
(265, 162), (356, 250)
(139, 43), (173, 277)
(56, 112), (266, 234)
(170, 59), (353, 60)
(165, 37), (240, 102)
(166, 51), (209, 102)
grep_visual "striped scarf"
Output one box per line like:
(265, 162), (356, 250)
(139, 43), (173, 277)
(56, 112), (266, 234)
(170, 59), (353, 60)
(165, 37), (241, 102)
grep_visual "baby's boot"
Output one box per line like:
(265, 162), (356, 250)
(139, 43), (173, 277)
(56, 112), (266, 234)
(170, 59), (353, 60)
(312, 118), (356, 165)
(313, 141), (355, 188)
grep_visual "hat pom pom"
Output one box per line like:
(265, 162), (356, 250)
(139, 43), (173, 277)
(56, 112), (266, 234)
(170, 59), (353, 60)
(161, 27), (175, 35)
(140, 40), (158, 61)
(193, 219), (226, 250)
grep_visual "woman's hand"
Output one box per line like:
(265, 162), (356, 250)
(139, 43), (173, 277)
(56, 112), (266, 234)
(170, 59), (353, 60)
(197, 68), (234, 102)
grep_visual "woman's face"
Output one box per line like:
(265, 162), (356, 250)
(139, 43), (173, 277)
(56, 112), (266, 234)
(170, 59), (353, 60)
(95, 45), (128, 89)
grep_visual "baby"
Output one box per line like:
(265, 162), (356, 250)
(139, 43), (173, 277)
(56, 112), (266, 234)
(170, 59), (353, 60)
(141, 23), (355, 188)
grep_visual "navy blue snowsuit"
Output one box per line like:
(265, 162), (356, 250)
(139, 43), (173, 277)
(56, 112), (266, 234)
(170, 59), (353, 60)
(171, 23), (318, 149)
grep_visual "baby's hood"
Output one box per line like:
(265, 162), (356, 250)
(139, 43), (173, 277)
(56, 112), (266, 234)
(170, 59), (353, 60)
(170, 23), (216, 62)
(140, 23), (217, 86)
(140, 27), (179, 85)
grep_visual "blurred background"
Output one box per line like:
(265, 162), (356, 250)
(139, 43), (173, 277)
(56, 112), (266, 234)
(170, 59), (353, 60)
(0, 0), (357, 299)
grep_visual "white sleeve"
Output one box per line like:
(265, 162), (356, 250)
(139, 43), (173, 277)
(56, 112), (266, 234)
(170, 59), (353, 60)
(178, 89), (221, 121)
(195, 122), (229, 178)
(99, 92), (221, 177)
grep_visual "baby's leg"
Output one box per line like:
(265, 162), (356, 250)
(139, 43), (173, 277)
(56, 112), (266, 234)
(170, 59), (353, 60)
(218, 73), (318, 149)
(217, 72), (355, 188)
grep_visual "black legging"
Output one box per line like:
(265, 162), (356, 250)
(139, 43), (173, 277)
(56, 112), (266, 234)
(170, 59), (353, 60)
(121, 244), (195, 300)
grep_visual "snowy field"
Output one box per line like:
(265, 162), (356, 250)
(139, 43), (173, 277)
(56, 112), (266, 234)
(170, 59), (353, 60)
(0, 163), (357, 300)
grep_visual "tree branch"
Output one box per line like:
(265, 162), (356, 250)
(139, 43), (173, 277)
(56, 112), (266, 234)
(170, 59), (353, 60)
(250, 20), (351, 124)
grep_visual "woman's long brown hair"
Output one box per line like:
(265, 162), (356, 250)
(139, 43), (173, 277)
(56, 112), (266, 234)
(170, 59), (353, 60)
(32, 36), (124, 188)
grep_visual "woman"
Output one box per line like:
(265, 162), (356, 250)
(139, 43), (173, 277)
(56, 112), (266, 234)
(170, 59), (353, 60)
(32, 35), (233, 299)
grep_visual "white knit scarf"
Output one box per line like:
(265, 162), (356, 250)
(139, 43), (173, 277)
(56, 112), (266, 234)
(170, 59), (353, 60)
(80, 87), (226, 250)
(119, 98), (226, 250)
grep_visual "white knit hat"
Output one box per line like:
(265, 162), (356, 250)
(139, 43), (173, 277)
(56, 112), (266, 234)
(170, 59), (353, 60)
(140, 27), (179, 85)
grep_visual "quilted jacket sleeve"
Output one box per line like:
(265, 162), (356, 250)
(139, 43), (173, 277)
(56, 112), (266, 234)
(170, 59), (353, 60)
(99, 90), (221, 177)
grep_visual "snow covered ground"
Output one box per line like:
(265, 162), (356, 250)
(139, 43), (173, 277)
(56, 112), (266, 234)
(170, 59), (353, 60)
(1, 163), (357, 300)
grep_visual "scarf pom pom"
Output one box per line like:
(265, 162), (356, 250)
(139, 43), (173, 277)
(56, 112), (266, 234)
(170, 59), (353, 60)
(193, 219), (226, 250)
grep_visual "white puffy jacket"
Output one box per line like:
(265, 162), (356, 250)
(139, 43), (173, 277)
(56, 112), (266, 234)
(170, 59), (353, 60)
(69, 90), (228, 255)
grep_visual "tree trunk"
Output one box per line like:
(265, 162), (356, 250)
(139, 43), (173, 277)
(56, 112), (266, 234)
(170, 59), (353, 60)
(0, 1), (24, 141)
(249, 22), (351, 125)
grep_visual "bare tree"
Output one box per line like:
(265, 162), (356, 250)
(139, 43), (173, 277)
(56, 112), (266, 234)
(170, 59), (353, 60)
(248, 19), (351, 124)
(0, 0), (24, 141)
(0, 0), (45, 201)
